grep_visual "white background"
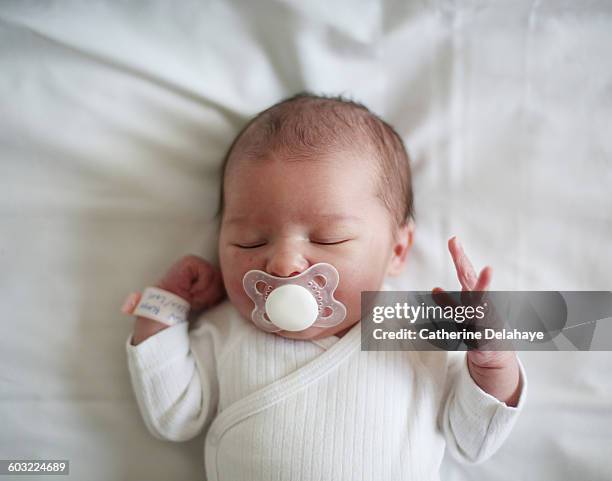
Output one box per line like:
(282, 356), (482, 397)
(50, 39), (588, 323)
(1, 1), (611, 480)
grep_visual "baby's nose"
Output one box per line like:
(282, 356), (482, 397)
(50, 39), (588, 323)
(266, 249), (309, 278)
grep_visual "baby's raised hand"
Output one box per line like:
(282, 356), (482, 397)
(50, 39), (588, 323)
(433, 237), (521, 407)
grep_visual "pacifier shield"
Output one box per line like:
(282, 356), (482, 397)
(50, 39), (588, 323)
(242, 262), (347, 332)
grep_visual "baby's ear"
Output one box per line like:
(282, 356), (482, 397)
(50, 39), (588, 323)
(386, 220), (414, 277)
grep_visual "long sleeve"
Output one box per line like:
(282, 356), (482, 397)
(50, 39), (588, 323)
(125, 321), (218, 442)
(440, 352), (528, 464)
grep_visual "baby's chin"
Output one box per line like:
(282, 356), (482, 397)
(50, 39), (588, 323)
(274, 320), (358, 340)
(274, 326), (331, 340)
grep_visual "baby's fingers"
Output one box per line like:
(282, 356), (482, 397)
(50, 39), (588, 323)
(431, 287), (458, 309)
(448, 237), (478, 291)
(474, 266), (493, 292)
(157, 255), (208, 299)
(190, 262), (216, 294)
(190, 265), (226, 311)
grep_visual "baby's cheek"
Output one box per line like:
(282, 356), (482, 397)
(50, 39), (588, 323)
(335, 261), (385, 320)
(339, 290), (362, 323)
(225, 274), (254, 319)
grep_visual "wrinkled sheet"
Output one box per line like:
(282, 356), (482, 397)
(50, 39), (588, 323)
(1, 1), (611, 480)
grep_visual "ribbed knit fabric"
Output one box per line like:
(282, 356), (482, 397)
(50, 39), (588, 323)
(126, 300), (527, 481)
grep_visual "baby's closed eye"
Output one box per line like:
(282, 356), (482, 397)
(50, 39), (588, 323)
(233, 241), (267, 249)
(232, 237), (355, 249)
(309, 238), (352, 245)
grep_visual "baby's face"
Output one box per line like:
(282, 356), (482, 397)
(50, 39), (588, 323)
(219, 150), (405, 340)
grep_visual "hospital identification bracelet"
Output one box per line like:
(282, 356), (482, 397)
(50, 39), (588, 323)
(132, 286), (190, 326)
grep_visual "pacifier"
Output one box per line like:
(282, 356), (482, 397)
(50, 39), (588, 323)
(242, 263), (347, 332)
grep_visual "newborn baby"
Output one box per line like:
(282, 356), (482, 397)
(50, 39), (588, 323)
(122, 93), (525, 481)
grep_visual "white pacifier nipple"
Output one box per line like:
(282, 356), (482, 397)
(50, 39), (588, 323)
(242, 262), (347, 333)
(265, 284), (319, 331)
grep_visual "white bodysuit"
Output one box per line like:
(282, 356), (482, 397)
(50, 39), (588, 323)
(126, 300), (527, 481)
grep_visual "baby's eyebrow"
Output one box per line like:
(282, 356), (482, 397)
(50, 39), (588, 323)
(316, 214), (362, 224)
(224, 214), (250, 225)
(224, 213), (362, 226)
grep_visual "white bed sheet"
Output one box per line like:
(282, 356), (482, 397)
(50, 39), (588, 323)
(1, 1), (611, 480)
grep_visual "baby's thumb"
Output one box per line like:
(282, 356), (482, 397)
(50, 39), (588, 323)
(120, 292), (142, 315)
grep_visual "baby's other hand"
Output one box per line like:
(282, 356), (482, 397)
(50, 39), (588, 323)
(433, 236), (521, 406)
(156, 255), (225, 313)
(121, 255), (226, 318)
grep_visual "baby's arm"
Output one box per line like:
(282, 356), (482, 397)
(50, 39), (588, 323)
(122, 255), (225, 442)
(435, 238), (526, 463)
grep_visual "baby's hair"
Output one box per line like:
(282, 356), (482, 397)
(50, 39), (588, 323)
(216, 91), (414, 227)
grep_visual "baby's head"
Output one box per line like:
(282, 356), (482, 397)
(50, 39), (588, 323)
(218, 92), (414, 339)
